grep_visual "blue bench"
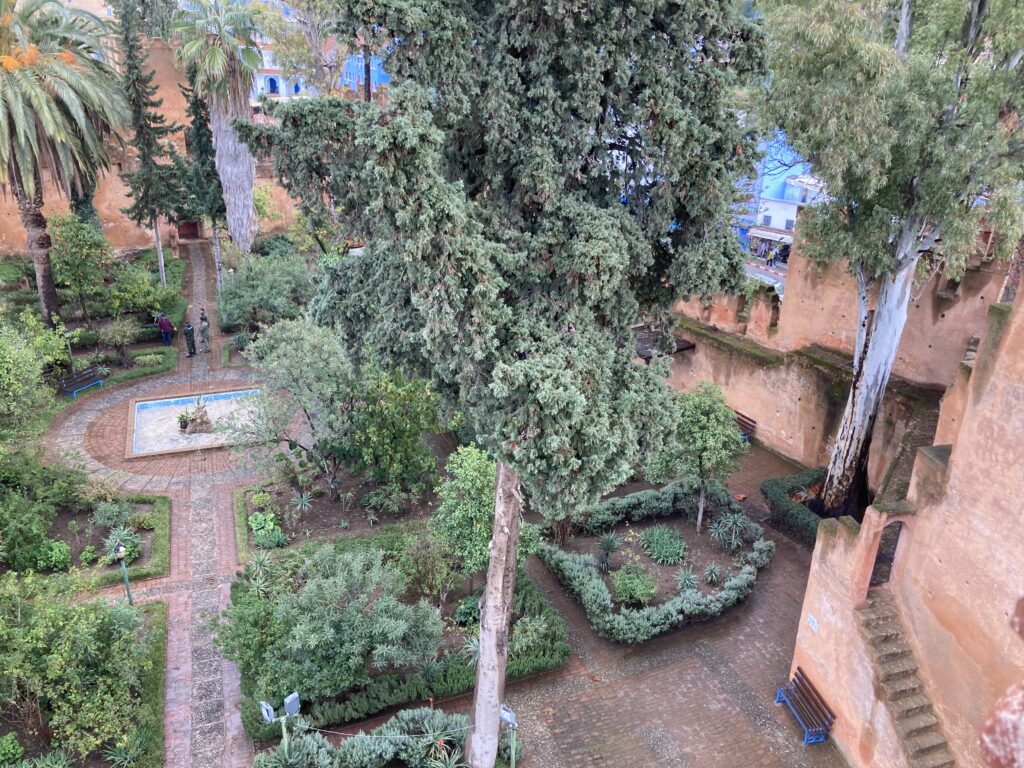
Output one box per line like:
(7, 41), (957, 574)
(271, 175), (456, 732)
(775, 667), (835, 745)
(58, 366), (105, 399)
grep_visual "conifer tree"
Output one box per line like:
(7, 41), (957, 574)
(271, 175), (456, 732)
(763, 0), (1024, 517)
(243, 2), (762, 763)
(178, 67), (228, 302)
(116, 0), (182, 287)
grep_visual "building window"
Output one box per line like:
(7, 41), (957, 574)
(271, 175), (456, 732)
(784, 219), (795, 231)
(267, 77), (279, 95)
(761, 214), (772, 227)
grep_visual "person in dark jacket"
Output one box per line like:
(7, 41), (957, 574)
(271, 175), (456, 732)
(157, 313), (174, 346)
(183, 321), (197, 357)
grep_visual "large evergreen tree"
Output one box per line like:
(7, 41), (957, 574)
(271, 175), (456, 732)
(116, 0), (182, 287)
(243, 2), (762, 764)
(763, 0), (1024, 517)
(178, 67), (228, 302)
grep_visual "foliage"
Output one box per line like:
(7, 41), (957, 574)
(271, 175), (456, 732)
(674, 567), (698, 593)
(102, 725), (151, 768)
(98, 318), (141, 369)
(253, 707), (519, 768)
(249, 510), (288, 549)
(219, 251), (313, 331)
(609, 563), (658, 607)
(760, 467), (826, 546)
(0, 574), (152, 757)
(92, 500), (132, 529)
(175, 67), (226, 229)
(104, 525), (142, 565)
(0, 320), (58, 438)
(80, 545), (98, 566)
(639, 525), (687, 566)
(708, 512), (761, 553)
(27, 748), (74, 768)
(394, 533), (459, 608)
(430, 447), (493, 578)
(539, 541), (770, 644)
(217, 546), (443, 704)
(703, 562), (722, 585)
(573, 478), (737, 536)
(133, 353), (164, 368)
(34, 539), (71, 572)
(48, 214), (113, 323)
(108, 262), (179, 318)
(0, 732), (22, 764)
(597, 532), (621, 573)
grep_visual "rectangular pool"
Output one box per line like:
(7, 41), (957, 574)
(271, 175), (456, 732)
(129, 388), (260, 458)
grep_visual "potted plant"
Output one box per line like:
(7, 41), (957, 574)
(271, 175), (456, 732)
(178, 411), (192, 431)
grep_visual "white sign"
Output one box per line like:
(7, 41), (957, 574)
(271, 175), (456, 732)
(807, 613), (820, 633)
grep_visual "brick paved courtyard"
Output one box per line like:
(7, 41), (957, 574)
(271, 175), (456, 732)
(46, 244), (848, 768)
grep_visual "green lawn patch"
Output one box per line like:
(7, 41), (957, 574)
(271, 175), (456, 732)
(138, 601), (167, 768)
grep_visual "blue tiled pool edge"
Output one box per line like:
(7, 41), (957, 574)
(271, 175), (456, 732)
(131, 388), (260, 456)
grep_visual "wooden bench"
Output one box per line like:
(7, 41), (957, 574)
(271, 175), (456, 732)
(775, 666), (836, 745)
(57, 366), (105, 399)
(734, 411), (756, 443)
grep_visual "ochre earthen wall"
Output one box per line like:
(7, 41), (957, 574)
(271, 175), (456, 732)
(664, 337), (919, 490)
(896, 297), (1024, 766)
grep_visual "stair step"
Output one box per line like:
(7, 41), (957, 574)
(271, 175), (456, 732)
(880, 657), (919, 681)
(859, 605), (900, 625)
(893, 694), (933, 718)
(882, 675), (923, 700)
(866, 621), (904, 644)
(908, 747), (955, 768)
(907, 729), (948, 757)
(896, 712), (940, 738)
(871, 639), (913, 662)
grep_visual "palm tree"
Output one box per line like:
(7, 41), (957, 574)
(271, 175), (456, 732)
(174, 0), (261, 254)
(0, 0), (127, 325)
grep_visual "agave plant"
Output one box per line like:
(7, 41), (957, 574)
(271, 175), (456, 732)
(674, 567), (698, 592)
(703, 562), (722, 586)
(597, 531), (621, 572)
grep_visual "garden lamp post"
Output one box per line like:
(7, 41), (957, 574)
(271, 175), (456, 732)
(499, 704), (518, 768)
(114, 543), (133, 606)
(260, 692), (300, 757)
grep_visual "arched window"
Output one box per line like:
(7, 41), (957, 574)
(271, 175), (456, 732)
(293, 81), (301, 95)
(267, 77), (279, 95)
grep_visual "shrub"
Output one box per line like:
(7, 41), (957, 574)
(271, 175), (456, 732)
(0, 732), (23, 764)
(573, 478), (736, 535)
(79, 545), (98, 566)
(249, 511), (288, 549)
(760, 467), (826, 546)
(674, 567), (697, 592)
(232, 331), (251, 351)
(98, 318), (141, 369)
(703, 562), (722, 585)
(610, 563), (658, 606)
(0, 494), (54, 572)
(28, 750), (74, 768)
(453, 595), (480, 626)
(709, 511), (759, 552)
(92, 500), (133, 529)
(35, 539), (72, 572)
(220, 250), (313, 331)
(250, 490), (273, 510)
(639, 525), (686, 565)
(102, 725), (150, 768)
(104, 525), (142, 564)
(133, 353), (164, 368)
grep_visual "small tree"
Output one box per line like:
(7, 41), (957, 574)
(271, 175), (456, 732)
(647, 382), (747, 534)
(99, 318), (141, 369)
(49, 214), (113, 327)
(220, 250), (313, 332)
(431, 446), (499, 580)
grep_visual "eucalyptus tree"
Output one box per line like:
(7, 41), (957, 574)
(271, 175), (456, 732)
(246, 2), (762, 763)
(173, 0), (261, 254)
(0, 0), (127, 325)
(763, 0), (1024, 517)
(117, 0), (182, 287)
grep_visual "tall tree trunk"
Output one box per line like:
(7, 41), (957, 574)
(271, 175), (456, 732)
(695, 483), (706, 534)
(153, 219), (167, 287)
(999, 235), (1024, 304)
(11, 174), (60, 326)
(465, 463), (522, 768)
(211, 223), (225, 321)
(209, 76), (257, 254)
(362, 43), (372, 102)
(821, 238), (919, 518)
(78, 292), (91, 328)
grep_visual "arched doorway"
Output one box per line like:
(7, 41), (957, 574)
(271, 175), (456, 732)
(267, 76), (279, 95)
(870, 521), (903, 586)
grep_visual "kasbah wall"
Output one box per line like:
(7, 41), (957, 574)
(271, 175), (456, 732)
(788, 290), (1024, 768)
(0, 36), (297, 256)
(669, 242), (1008, 492)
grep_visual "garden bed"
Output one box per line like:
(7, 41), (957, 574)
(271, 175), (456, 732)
(540, 480), (776, 644)
(223, 526), (570, 741)
(760, 467), (826, 546)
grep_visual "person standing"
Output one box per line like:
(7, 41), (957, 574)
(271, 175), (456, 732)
(199, 308), (211, 353)
(183, 320), (197, 358)
(157, 313), (174, 346)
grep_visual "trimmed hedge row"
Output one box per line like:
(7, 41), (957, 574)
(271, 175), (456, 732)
(138, 602), (168, 768)
(759, 467), (825, 546)
(538, 539), (775, 644)
(572, 478), (737, 535)
(240, 573), (570, 740)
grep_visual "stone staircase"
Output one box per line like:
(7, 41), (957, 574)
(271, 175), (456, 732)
(857, 591), (956, 768)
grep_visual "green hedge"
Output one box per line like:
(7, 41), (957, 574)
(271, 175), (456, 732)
(572, 478), (737, 535)
(107, 348), (178, 386)
(240, 573), (571, 741)
(138, 602), (167, 768)
(538, 539), (774, 644)
(759, 467), (825, 546)
(233, 489), (252, 565)
(88, 495), (171, 588)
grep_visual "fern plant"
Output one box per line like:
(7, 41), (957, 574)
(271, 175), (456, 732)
(639, 525), (686, 565)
